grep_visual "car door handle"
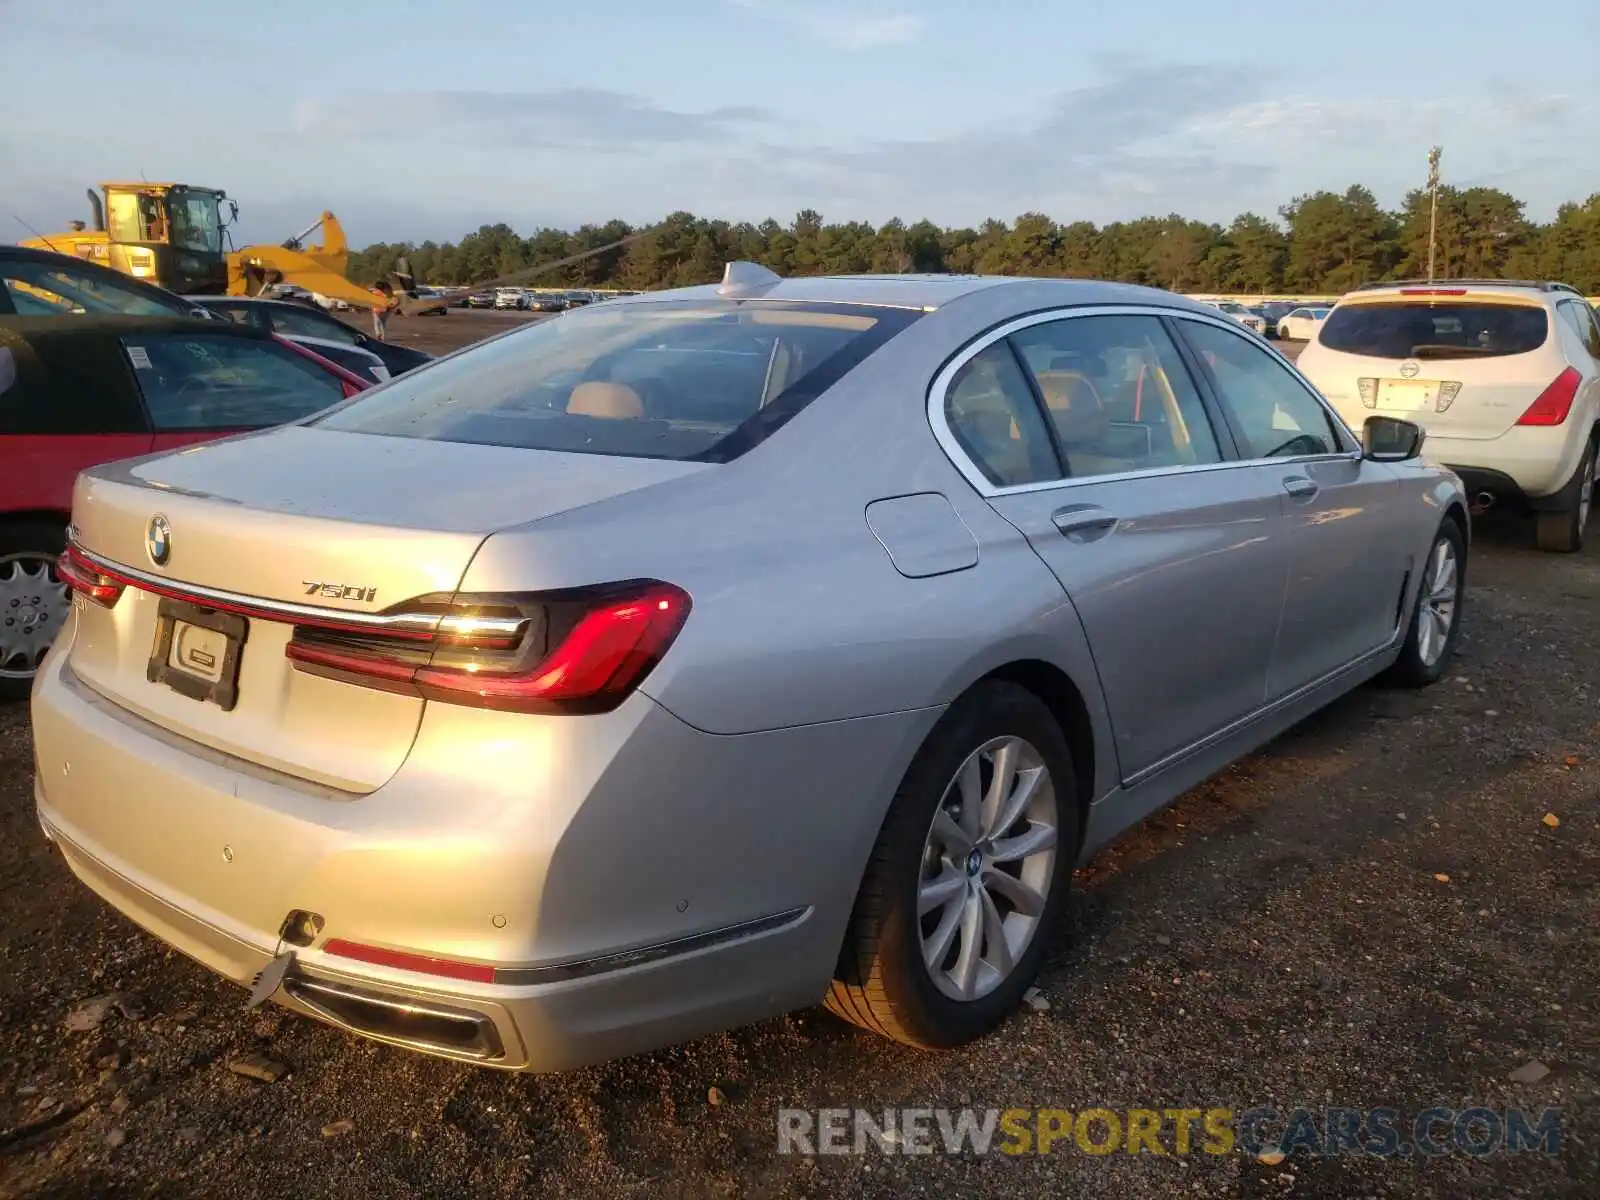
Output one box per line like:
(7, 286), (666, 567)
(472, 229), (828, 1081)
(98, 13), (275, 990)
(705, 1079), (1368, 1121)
(1282, 476), (1319, 500)
(1051, 504), (1118, 539)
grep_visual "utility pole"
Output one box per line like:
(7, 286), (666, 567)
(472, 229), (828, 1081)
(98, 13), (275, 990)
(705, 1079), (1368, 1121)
(1426, 146), (1443, 281)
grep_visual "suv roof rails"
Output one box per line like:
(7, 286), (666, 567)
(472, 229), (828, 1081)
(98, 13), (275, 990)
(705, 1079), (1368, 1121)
(1351, 278), (1579, 294)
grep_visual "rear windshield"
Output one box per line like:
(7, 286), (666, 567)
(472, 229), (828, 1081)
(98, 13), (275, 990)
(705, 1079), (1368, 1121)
(1318, 301), (1549, 360)
(313, 298), (919, 461)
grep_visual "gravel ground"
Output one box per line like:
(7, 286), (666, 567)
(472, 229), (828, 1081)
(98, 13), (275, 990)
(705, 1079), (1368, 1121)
(1, 319), (1594, 1199)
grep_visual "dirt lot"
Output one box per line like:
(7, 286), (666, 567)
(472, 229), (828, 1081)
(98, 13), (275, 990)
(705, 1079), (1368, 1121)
(1, 314), (1595, 1199)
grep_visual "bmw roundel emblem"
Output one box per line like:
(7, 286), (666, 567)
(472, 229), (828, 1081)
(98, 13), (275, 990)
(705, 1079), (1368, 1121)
(146, 514), (172, 566)
(1399, 360), (1421, 379)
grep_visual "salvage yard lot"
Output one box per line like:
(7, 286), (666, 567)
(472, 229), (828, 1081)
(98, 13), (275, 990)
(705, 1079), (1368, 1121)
(1, 313), (1596, 1200)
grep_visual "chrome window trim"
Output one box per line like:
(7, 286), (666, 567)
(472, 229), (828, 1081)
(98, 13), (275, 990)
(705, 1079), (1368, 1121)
(926, 304), (1361, 500)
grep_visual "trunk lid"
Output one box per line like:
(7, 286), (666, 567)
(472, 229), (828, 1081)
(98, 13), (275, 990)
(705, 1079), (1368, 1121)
(66, 425), (710, 791)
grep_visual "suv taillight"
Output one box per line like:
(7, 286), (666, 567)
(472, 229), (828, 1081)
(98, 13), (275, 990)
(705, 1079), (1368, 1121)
(1515, 367), (1581, 427)
(286, 581), (691, 714)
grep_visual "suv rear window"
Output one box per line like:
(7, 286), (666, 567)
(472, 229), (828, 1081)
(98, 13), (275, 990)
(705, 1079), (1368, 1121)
(1318, 301), (1549, 360)
(313, 299), (920, 461)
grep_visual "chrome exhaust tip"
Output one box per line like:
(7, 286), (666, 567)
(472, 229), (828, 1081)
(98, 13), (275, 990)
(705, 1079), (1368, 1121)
(283, 976), (504, 1061)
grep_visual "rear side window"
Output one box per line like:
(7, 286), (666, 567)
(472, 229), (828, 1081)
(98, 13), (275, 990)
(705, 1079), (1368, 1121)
(1319, 301), (1549, 360)
(124, 333), (344, 430)
(314, 299), (919, 461)
(943, 342), (1061, 487)
(1008, 314), (1223, 478)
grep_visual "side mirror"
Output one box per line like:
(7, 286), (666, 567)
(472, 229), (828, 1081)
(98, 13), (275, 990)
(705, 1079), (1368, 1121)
(1363, 415), (1425, 462)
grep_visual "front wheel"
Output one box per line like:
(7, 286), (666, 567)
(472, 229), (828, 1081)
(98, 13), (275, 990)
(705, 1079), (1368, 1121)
(825, 681), (1077, 1048)
(1385, 516), (1466, 687)
(1534, 440), (1595, 554)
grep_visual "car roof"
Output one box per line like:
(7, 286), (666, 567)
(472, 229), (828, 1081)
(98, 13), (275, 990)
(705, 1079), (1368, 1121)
(0, 313), (262, 342)
(621, 272), (1214, 315)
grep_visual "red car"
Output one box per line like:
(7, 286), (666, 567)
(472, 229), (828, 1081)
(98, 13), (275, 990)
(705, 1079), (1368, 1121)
(1, 313), (370, 699)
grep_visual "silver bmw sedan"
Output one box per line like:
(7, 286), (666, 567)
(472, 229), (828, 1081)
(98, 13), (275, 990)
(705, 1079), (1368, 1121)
(33, 266), (1467, 1071)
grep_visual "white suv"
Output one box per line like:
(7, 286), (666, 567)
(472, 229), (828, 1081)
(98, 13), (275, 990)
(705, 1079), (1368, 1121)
(1298, 280), (1600, 552)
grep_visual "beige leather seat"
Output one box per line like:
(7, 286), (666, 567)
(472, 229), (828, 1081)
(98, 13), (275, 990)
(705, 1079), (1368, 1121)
(1033, 370), (1128, 476)
(567, 381), (644, 420)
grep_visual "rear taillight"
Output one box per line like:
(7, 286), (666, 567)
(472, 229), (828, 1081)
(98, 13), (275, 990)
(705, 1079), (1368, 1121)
(57, 545), (124, 607)
(1435, 381), (1462, 412)
(340, 379), (363, 399)
(1515, 367), (1581, 427)
(1357, 378), (1378, 409)
(286, 581), (690, 714)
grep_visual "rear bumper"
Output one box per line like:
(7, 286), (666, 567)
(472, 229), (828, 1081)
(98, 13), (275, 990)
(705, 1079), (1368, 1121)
(1426, 425), (1588, 507)
(31, 633), (939, 1070)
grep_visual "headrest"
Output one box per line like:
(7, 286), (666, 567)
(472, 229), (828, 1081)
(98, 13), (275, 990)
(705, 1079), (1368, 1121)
(567, 381), (644, 420)
(1033, 370), (1109, 447)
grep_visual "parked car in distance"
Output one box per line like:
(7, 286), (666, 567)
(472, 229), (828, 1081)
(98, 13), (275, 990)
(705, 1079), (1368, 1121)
(1298, 279), (1599, 551)
(413, 287), (449, 316)
(563, 290), (597, 308)
(1258, 301), (1297, 336)
(465, 290), (495, 309)
(1198, 300), (1268, 337)
(195, 296), (434, 379)
(1, 315), (371, 698)
(525, 292), (569, 313)
(34, 267), (1468, 1072)
(1277, 306), (1333, 341)
(494, 288), (526, 311)
(1, 244), (211, 321)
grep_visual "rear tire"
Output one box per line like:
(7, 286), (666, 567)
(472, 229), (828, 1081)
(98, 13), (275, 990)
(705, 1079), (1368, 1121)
(825, 681), (1078, 1049)
(0, 518), (69, 703)
(1534, 439), (1595, 554)
(1385, 515), (1466, 688)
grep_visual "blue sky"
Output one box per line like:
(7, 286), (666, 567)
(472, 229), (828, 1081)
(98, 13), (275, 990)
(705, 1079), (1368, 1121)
(3, 0), (1596, 247)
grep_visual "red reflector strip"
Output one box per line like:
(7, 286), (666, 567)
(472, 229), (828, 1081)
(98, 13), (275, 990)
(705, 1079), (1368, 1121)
(57, 546), (123, 606)
(321, 938), (497, 983)
(1399, 288), (1468, 296)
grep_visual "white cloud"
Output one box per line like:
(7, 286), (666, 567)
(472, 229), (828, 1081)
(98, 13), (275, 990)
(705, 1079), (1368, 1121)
(727, 0), (924, 50)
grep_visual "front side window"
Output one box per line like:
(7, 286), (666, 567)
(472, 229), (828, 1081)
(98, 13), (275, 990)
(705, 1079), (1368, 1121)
(1318, 300), (1549, 360)
(315, 299), (918, 461)
(105, 191), (167, 243)
(943, 342), (1061, 487)
(124, 333), (343, 430)
(0, 259), (188, 318)
(1180, 319), (1343, 459)
(166, 190), (223, 255)
(1008, 314), (1222, 478)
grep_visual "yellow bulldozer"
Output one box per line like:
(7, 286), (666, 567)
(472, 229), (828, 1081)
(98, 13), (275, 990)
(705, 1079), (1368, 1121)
(21, 181), (442, 314)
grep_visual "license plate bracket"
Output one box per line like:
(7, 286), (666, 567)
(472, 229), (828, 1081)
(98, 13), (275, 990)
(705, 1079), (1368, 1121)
(146, 597), (248, 711)
(1377, 379), (1438, 412)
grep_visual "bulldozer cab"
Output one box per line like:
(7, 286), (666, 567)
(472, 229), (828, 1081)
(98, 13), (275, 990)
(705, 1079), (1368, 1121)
(100, 183), (232, 296)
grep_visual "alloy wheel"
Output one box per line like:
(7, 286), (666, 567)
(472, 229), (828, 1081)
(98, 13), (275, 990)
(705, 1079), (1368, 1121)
(0, 552), (69, 681)
(918, 735), (1059, 1002)
(1415, 537), (1459, 667)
